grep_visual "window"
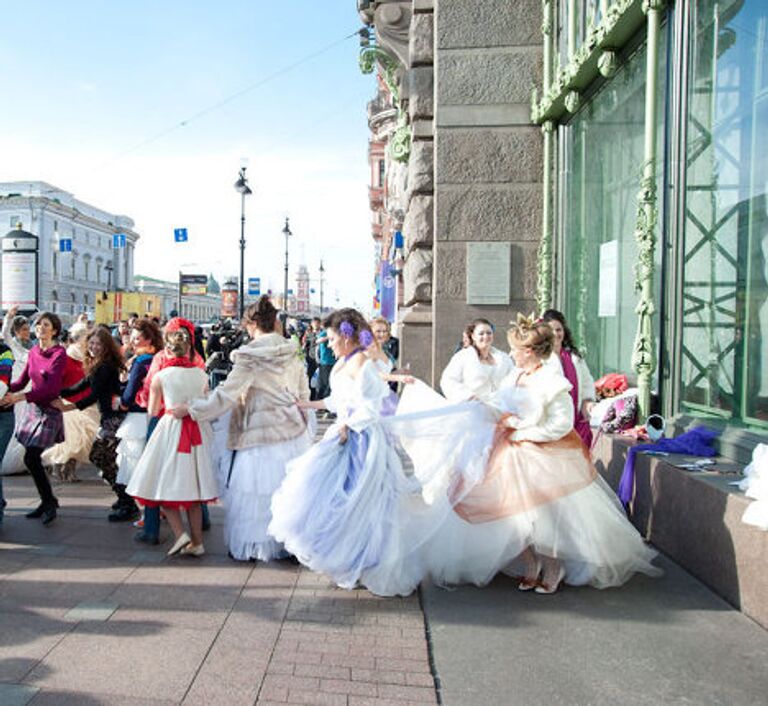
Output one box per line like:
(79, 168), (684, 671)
(96, 262), (102, 284)
(378, 159), (386, 188)
(83, 256), (91, 281)
(559, 34), (667, 379)
(678, 0), (768, 426)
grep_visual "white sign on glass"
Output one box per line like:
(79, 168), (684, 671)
(466, 242), (511, 305)
(598, 239), (618, 318)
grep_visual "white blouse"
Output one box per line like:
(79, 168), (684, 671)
(439, 346), (514, 403)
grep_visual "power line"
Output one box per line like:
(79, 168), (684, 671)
(98, 30), (360, 169)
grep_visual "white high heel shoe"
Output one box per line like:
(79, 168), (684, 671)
(167, 532), (191, 556)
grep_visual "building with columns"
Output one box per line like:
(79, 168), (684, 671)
(0, 181), (138, 321)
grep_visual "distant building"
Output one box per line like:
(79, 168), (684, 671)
(134, 274), (221, 322)
(0, 181), (138, 322)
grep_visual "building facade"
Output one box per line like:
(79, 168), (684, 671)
(134, 274), (221, 322)
(359, 0), (767, 456)
(0, 181), (138, 322)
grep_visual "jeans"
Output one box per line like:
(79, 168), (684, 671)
(0, 412), (14, 522)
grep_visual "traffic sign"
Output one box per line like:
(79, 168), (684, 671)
(58, 238), (72, 252)
(248, 277), (261, 296)
(112, 233), (126, 248)
(174, 228), (188, 243)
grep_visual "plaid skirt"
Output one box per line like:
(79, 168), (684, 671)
(15, 403), (65, 450)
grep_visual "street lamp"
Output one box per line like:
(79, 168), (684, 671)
(319, 259), (325, 315)
(282, 217), (292, 314)
(234, 166), (252, 319)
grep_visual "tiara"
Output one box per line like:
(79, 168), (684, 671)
(511, 312), (538, 331)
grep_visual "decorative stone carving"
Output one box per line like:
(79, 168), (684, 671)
(372, 1), (412, 67)
(403, 247), (433, 306)
(408, 66), (434, 120)
(386, 158), (409, 218)
(598, 50), (619, 77)
(565, 90), (581, 113)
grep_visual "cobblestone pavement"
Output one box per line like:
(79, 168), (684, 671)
(0, 467), (437, 706)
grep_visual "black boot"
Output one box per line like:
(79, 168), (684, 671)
(41, 504), (57, 525)
(26, 497), (59, 519)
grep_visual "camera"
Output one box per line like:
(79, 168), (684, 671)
(205, 320), (248, 387)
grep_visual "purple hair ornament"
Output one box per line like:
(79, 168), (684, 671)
(339, 321), (355, 339)
(359, 329), (374, 348)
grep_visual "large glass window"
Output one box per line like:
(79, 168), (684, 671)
(680, 0), (768, 426)
(559, 34), (666, 380)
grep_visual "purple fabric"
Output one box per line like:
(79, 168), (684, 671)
(618, 426), (720, 504)
(9, 344), (67, 405)
(560, 349), (592, 448)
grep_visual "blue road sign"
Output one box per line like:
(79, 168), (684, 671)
(174, 228), (188, 242)
(248, 277), (261, 296)
(59, 238), (72, 252)
(112, 233), (126, 248)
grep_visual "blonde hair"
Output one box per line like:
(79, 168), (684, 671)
(164, 328), (191, 358)
(507, 314), (554, 358)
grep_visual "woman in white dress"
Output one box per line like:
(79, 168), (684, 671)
(172, 296), (312, 562)
(440, 318), (513, 403)
(127, 327), (217, 557)
(430, 316), (660, 592)
(270, 308), (421, 592)
(114, 319), (163, 511)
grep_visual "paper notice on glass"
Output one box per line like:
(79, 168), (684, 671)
(466, 242), (511, 305)
(598, 240), (618, 318)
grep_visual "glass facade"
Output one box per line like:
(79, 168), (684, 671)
(559, 36), (666, 379)
(680, 0), (768, 426)
(555, 0), (768, 433)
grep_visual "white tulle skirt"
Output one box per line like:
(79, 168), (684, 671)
(221, 431), (312, 561)
(385, 383), (661, 590)
(115, 412), (148, 486)
(42, 405), (100, 467)
(270, 421), (422, 594)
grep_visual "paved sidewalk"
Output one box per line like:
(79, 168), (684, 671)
(0, 469), (436, 705)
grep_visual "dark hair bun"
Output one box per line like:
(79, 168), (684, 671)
(244, 295), (277, 332)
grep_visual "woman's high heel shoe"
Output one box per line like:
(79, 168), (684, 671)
(535, 566), (566, 594)
(518, 557), (542, 591)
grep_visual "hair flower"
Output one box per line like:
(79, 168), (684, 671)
(339, 321), (355, 339)
(359, 329), (374, 348)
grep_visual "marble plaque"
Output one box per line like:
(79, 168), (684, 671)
(466, 242), (511, 305)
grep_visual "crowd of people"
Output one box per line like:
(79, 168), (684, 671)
(0, 299), (659, 596)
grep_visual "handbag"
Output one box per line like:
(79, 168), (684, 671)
(15, 403), (65, 450)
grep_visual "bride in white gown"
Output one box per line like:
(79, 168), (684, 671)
(389, 315), (661, 593)
(269, 309), (425, 594)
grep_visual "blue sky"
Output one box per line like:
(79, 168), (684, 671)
(0, 1), (375, 309)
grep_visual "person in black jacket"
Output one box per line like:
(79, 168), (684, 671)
(55, 327), (132, 521)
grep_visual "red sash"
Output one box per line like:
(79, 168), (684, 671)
(166, 410), (202, 453)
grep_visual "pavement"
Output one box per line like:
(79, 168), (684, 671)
(0, 466), (767, 706)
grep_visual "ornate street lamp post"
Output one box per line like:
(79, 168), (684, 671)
(282, 218), (292, 314)
(234, 167), (252, 320)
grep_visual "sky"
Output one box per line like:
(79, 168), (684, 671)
(0, 1), (375, 311)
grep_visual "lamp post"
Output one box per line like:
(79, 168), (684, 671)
(319, 259), (325, 315)
(234, 166), (252, 320)
(282, 217), (292, 314)
(105, 261), (114, 291)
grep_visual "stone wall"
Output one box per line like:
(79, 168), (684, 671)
(431, 0), (543, 384)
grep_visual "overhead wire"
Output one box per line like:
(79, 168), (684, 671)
(97, 29), (361, 169)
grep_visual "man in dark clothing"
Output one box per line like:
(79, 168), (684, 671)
(302, 317), (322, 400)
(315, 326), (336, 402)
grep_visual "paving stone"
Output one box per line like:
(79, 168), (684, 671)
(0, 683), (39, 705)
(64, 601), (119, 622)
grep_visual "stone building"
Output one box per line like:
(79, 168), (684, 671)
(358, 0), (542, 384)
(0, 181), (138, 322)
(359, 0), (768, 630)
